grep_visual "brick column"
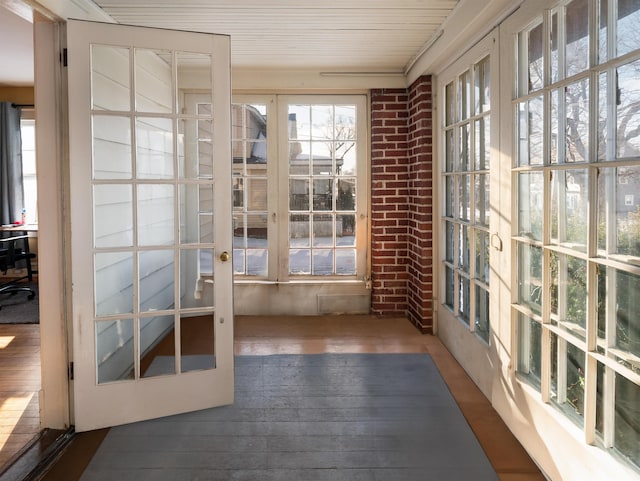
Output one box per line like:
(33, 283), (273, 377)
(370, 89), (409, 316)
(406, 76), (434, 333)
(370, 77), (434, 333)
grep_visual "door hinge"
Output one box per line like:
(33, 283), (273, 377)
(68, 361), (74, 380)
(61, 48), (68, 67)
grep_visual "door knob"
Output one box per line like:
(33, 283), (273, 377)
(219, 251), (231, 262)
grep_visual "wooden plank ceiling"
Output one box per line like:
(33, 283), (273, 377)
(93, 0), (459, 72)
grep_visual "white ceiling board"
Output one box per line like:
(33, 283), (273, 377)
(94, 0), (459, 72)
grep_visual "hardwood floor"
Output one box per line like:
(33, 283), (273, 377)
(0, 324), (41, 471)
(2, 316), (546, 481)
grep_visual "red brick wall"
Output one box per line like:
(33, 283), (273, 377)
(370, 77), (433, 333)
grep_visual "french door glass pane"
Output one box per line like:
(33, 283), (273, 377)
(92, 115), (132, 179)
(91, 45), (130, 112)
(95, 251), (133, 316)
(96, 319), (134, 383)
(445, 266), (454, 308)
(93, 185), (133, 248)
(140, 315), (175, 378)
(135, 49), (172, 113)
(474, 117), (490, 170)
(459, 225), (470, 273)
(136, 117), (174, 179)
(180, 248), (214, 309)
(180, 316), (215, 373)
(474, 56), (490, 114)
(137, 184), (174, 246)
(139, 249), (175, 312)
(551, 12), (560, 82)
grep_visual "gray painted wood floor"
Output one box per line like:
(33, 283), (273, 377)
(79, 354), (499, 481)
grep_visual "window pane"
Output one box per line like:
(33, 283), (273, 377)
(335, 249), (356, 275)
(598, 267), (640, 374)
(445, 221), (454, 263)
(599, 0), (609, 63)
(458, 174), (470, 221)
(614, 374), (640, 468)
(597, 166), (640, 258)
(550, 252), (587, 341)
(550, 169), (588, 252)
(474, 56), (490, 114)
(616, 60), (640, 158)
(551, 89), (560, 164)
(528, 22), (544, 91)
(459, 276), (470, 324)
(337, 215), (356, 242)
(459, 123), (470, 171)
(445, 82), (455, 126)
(518, 172), (544, 240)
(551, 334), (585, 424)
(617, 0), (640, 57)
(517, 243), (543, 314)
(475, 173), (490, 226)
(445, 266), (454, 308)
(313, 214), (333, 247)
(140, 315), (175, 378)
(566, 0), (590, 77)
(312, 249), (333, 275)
(290, 248), (310, 274)
(290, 179), (309, 210)
(474, 117), (490, 171)
(336, 179), (356, 211)
(475, 230), (490, 285)
(551, 12), (560, 83)
(517, 97), (544, 166)
(290, 214), (309, 247)
(459, 70), (470, 121)
(565, 79), (590, 163)
(180, 316), (215, 373)
(517, 314), (542, 388)
(445, 176), (454, 217)
(598, 72), (609, 161)
(445, 129), (454, 172)
(475, 285), (490, 343)
(459, 225), (470, 273)
(313, 179), (333, 211)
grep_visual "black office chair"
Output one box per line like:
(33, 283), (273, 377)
(0, 234), (36, 306)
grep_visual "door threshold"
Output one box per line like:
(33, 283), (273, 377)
(0, 428), (72, 481)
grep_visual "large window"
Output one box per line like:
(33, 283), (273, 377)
(232, 95), (368, 282)
(514, 0), (640, 469)
(442, 55), (492, 343)
(20, 113), (37, 225)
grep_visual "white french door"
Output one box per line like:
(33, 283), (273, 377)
(66, 20), (233, 431)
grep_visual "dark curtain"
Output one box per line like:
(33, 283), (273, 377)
(0, 102), (24, 225)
